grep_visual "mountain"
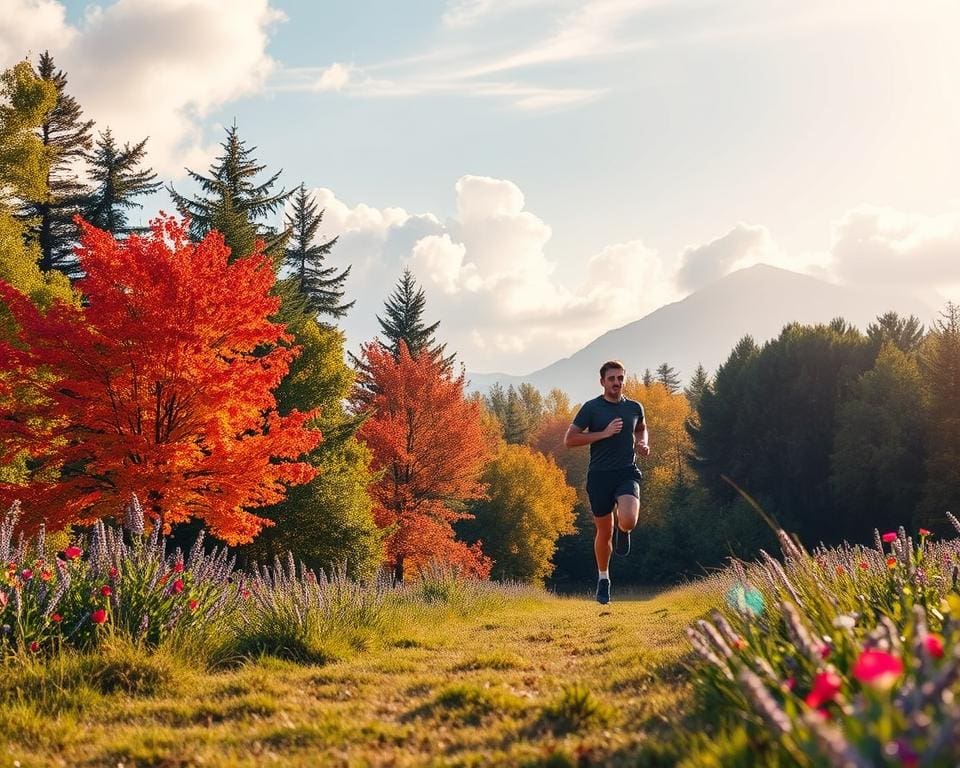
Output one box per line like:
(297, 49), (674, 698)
(466, 264), (939, 403)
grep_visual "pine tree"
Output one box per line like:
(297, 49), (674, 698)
(18, 52), (93, 278)
(503, 386), (531, 444)
(82, 128), (161, 234)
(642, 368), (654, 387)
(867, 311), (924, 356)
(375, 268), (454, 369)
(168, 123), (292, 262)
(283, 183), (354, 320)
(684, 364), (711, 410)
(655, 362), (682, 393)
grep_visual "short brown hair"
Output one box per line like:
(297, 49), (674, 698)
(599, 360), (625, 378)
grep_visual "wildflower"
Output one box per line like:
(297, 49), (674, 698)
(100, 585), (112, 597)
(835, 565), (846, 576)
(241, 589), (251, 599)
(804, 670), (842, 708)
(109, 567), (118, 579)
(90, 609), (108, 624)
(29, 641), (39, 653)
(732, 636), (747, 651)
(886, 556), (897, 569)
(189, 599), (199, 611)
(923, 634), (944, 659)
(852, 649), (903, 690)
(51, 613), (62, 623)
(20, 569), (32, 581)
(918, 528), (931, 537)
(172, 579), (185, 594)
(40, 569), (52, 581)
(882, 532), (898, 543)
(173, 561), (185, 573)
(782, 677), (795, 692)
(64, 546), (82, 560)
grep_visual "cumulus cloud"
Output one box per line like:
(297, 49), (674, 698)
(676, 222), (785, 292)
(0, 0), (285, 177)
(312, 62), (351, 92)
(829, 204), (960, 288)
(300, 175), (676, 372)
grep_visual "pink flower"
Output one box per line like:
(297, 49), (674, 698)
(853, 650), (903, 690)
(804, 670), (842, 709)
(919, 528), (931, 537)
(64, 546), (82, 560)
(172, 579), (184, 594)
(20, 569), (32, 581)
(882, 532), (898, 543)
(0, 592), (8, 608)
(90, 609), (108, 624)
(923, 634), (945, 659)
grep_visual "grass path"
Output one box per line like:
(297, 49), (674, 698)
(3, 582), (720, 767)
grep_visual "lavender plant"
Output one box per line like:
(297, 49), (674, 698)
(688, 517), (960, 766)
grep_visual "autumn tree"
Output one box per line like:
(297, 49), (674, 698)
(464, 443), (576, 584)
(0, 217), (321, 543)
(18, 52), (93, 278)
(283, 183), (354, 321)
(82, 128), (162, 234)
(353, 341), (493, 581)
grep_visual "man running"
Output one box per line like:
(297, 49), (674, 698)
(564, 361), (650, 605)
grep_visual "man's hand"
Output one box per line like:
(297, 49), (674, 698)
(637, 442), (651, 457)
(603, 418), (623, 438)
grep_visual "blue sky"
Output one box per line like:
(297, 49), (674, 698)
(4, 0), (960, 373)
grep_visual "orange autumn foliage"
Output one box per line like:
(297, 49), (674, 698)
(0, 216), (321, 544)
(354, 342), (494, 580)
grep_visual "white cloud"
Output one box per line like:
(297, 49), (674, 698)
(302, 175), (676, 372)
(676, 222), (785, 292)
(0, 0), (285, 178)
(0, 0), (74, 63)
(830, 204), (960, 288)
(312, 62), (351, 92)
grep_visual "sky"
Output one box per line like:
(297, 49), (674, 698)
(3, 0), (960, 374)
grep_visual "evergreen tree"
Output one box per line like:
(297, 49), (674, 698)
(517, 382), (544, 439)
(82, 128), (161, 234)
(168, 123), (292, 262)
(684, 363), (711, 411)
(655, 362), (682, 393)
(642, 368), (653, 387)
(484, 382), (509, 428)
(283, 183), (354, 321)
(18, 52), (93, 278)
(503, 386), (531, 444)
(867, 311), (925, 356)
(919, 303), (960, 527)
(374, 268), (454, 369)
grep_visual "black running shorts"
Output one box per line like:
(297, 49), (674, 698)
(586, 465), (642, 518)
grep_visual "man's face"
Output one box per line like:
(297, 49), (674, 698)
(601, 368), (625, 398)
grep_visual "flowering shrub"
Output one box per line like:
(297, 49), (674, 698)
(689, 518), (960, 766)
(0, 497), (242, 655)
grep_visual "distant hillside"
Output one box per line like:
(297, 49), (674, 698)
(466, 264), (938, 403)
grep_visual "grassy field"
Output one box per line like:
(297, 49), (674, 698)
(1, 580), (722, 767)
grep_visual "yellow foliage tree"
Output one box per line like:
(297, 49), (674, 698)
(468, 443), (576, 584)
(622, 377), (695, 524)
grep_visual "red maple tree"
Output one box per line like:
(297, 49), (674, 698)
(353, 341), (494, 580)
(0, 216), (321, 543)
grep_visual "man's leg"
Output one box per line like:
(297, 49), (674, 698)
(615, 494), (640, 532)
(593, 511), (614, 572)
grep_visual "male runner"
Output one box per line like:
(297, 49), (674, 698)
(564, 361), (650, 605)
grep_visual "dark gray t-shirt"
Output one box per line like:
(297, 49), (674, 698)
(572, 396), (645, 473)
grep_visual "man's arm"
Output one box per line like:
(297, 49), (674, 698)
(635, 419), (650, 457)
(564, 418), (621, 448)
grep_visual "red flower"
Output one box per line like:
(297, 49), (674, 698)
(100, 585), (112, 597)
(804, 670), (842, 708)
(859, 561), (869, 570)
(40, 569), (52, 581)
(64, 546), (82, 560)
(189, 599), (199, 611)
(172, 579), (185, 594)
(109, 567), (118, 579)
(29, 641), (40, 653)
(21, 569), (33, 581)
(241, 589), (251, 599)
(919, 528), (931, 537)
(835, 565), (846, 576)
(90, 609), (108, 624)
(173, 561), (185, 573)
(886, 556), (897, 569)
(923, 634), (945, 659)
(853, 650), (903, 690)
(51, 613), (62, 623)
(882, 532), (898, 543)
